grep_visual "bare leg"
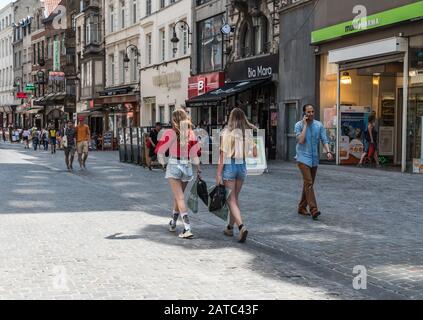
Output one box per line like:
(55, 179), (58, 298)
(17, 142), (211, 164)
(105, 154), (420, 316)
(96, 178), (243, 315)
(358, 152), (366, 165)
(168, 179), (188, 215)
(374, 151), (380, 166)
(224, 180), (243, 227)
(173, 181), (188, 212)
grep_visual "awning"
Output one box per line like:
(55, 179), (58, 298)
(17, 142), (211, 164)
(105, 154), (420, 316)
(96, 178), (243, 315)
(77, 107), (105, 115)
(186, 78), (271, 107)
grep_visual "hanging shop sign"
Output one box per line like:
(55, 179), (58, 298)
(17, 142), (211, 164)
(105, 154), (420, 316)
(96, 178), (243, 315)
(225, 54), (278, 81)
(17, 92), (28, 99)
(53, 40), (61, 71)
(25, 83), (35, 91)
(312, 1), (423, 44)
(49, 71), (65, 81)
(188, 72), (225, 99)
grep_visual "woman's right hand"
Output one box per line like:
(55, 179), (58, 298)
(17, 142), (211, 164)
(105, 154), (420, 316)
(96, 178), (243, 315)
(216, 174), (223, 186)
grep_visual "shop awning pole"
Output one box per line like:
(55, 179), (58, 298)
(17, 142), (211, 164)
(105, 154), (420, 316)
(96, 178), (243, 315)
(401, 40), (409, 173)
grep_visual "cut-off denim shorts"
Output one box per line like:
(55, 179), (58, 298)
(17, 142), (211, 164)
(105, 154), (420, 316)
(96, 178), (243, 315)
(223, 158), (247, 181)
(165, 157), (194, 182)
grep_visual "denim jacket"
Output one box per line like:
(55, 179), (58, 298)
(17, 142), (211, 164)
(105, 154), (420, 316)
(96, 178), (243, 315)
(295, 120), (329, 168)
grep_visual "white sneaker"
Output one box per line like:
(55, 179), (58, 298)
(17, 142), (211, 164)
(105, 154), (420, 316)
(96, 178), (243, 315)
(169, 220), (177, 232)
(178, 229), (194, 239)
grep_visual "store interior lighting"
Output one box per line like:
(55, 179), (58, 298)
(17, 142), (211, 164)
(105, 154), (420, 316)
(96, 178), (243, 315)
(340, 72), (352, 85)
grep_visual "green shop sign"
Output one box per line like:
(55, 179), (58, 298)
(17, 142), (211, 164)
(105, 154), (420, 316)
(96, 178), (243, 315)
(25, 83), (35, 91)
(311, 1), (423, 44)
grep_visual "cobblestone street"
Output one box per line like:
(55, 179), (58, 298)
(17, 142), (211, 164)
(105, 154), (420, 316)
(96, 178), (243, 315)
(0, 142), (422, 300)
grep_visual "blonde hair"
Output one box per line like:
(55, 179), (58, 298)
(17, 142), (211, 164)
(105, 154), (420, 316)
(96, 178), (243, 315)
(172, 108), (192, 145)
(221, 108), (257, 159)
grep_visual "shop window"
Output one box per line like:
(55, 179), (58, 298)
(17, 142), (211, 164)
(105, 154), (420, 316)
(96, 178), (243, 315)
(197, 14), (224, 73)
(408, 35), (423, 166)
(159, 105), (165, 124)
(168, 105), (175, 124)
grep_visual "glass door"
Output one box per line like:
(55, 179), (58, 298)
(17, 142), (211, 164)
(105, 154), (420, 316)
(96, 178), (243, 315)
(285, 102), (298, 161)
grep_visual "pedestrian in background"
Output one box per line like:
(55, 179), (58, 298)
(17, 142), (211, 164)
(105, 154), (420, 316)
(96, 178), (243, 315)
(48, 125), (57, 154)
(216, 108), (257, 243)
(22, 128), (30, 149)
(76, 117), (90, 170)
(32, 128), (40, 151)
(41, 128), (49, 151)
(156, 109), (201, 239)
(295, 104), (333, 220)
(63, 120), (76, 171)
(147, 122), (162, 170)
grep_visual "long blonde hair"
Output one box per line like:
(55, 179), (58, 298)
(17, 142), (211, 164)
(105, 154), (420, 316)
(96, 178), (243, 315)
(222, 108), (257, 159)
(227, 107), (257, 132)
(172, 108), (192, 145)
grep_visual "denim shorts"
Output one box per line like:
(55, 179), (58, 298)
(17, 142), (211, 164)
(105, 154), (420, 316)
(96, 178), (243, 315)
(165, 158), (194, 182)
(223, 159), (247, 181)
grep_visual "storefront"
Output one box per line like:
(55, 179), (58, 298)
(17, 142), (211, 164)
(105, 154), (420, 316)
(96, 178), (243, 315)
(312, 0), (423, 172)
(95, 86), (140, 149)
(187, 71), (225, 129)
(186, 54), (279, 159)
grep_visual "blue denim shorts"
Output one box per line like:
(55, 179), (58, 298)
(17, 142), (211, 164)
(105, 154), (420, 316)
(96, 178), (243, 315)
(223, 159), (247, 181)
(165, 158), (194, 182)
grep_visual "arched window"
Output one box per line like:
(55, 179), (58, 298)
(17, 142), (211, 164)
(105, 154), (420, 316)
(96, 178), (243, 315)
(239, 21), (252, 58)
(253, 15), (269, 55)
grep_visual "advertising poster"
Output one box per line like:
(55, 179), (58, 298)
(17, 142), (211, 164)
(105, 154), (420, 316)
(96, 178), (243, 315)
(246, 135), (267, 175)
(324, 105), (337, 129)
(340, 106), (371, 164)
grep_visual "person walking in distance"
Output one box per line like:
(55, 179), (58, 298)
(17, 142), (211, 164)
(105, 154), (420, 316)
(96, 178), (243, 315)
(22, 128), (30, 149)
(63, 121), (77, 171)
(155, 109), (201, 239)
(76, 117), (90, 170)
(48, 125), (57, 154)
(216, 108), (257, 243)
(295, 104), (333, 220)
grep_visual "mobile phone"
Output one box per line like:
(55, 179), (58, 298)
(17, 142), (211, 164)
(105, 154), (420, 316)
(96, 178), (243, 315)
(302, 112), (308, 119)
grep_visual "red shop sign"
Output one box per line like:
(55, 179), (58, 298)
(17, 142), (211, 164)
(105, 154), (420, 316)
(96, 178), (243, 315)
(188, 72), (225, 99)
(17, 92), (28, 99)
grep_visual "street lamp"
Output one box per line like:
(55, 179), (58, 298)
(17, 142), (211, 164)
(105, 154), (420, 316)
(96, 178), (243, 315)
(170, 20), (192, 55)
(123, 44), (140, 71)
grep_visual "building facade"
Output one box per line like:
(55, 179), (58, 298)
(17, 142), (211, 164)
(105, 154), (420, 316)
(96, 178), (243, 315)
(75, 0), (106, 143)
(0, 3), (16, 128)
(187, 0), (281, 159)
(139, 0), (192, 127)
(12, 0), (44, 129)
(102, 0), (141, 136)
(31, 0), (78, 130)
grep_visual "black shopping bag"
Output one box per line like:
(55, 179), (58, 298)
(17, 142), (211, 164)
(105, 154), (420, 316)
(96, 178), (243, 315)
(208, 184), (227, 212)
(197, 177), (209, 206)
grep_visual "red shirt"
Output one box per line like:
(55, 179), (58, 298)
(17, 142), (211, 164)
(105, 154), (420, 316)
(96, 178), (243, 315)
(155, 129), (201, 159)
